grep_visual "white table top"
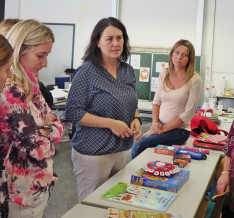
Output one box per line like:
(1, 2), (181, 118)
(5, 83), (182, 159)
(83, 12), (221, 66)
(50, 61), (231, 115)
(61, 204), (107, 218)
(82, 148), (221, 218)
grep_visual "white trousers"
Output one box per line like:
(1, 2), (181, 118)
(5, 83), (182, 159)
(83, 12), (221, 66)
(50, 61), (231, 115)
(71, 148), (126, 203)
(8, 188), (49, 218)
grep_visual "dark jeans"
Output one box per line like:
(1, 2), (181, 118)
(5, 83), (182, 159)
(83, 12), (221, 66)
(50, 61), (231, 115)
(131, 128), (190, 159)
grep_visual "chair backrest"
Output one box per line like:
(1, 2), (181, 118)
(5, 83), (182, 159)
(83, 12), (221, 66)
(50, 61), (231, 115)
(210, 186), (229, 218)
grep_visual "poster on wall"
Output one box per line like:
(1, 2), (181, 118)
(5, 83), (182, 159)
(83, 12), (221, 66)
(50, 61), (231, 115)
(139, 67), (150, 82)
(151, 77), (158, 92)
(131, 55), (141, 69)
(156, 62), (168, 73)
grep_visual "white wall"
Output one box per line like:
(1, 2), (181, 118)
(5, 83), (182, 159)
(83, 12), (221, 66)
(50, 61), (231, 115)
(5, 0), (113, 69)
(119, 0), (198, 51)
(211, 0), (234, 92)
(4, 0), (234, 104)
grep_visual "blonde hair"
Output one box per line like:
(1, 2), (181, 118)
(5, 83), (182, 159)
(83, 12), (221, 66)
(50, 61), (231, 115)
(0, 18), (21, 36)
(163, 39), (196, 90)
(0, 34), (13, 67)
(5, 19), (54, 99)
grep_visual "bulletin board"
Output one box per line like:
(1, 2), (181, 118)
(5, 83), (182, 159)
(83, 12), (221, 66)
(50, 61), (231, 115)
(129, 52), (152, 100)
(130, 52), (201, 101)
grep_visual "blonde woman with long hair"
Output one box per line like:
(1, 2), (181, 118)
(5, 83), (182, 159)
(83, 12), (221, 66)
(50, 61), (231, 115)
(0, 18), (21, 36)
(0, 19), (63, 218)
(131, 39), (202, 159)
(0, 34), (13, 93)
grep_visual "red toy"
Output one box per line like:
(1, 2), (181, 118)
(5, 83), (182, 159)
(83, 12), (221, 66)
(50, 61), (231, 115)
(143, 161), (180, 177)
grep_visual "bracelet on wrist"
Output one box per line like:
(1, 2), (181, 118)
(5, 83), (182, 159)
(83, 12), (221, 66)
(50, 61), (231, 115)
(134, 117), (142, 125)
(221, 171), (229, 174)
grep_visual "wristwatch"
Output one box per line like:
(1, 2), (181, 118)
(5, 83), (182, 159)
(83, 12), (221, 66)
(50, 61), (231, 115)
(134, 117), (142, 125)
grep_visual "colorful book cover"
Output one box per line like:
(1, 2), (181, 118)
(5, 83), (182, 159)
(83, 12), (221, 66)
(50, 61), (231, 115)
(196, 132), (227, 145)
(131, 169), (189, 193)
(106, 207), (182, 218)
(102, 182), (177, 212)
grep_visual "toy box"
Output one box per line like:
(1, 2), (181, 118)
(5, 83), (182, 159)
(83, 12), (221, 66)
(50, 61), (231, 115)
(154, 144), (177, 155)
(173, 154), (191, 163)
(173, 159), (188, 168)
(131, 168), (190, 193)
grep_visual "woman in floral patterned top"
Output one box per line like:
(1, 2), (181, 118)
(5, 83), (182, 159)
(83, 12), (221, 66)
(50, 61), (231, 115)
(0, 19), (63, 218)
(217, 120), (234, 217)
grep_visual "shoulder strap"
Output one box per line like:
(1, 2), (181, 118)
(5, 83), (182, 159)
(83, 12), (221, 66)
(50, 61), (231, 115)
(216, 129), (229, 136)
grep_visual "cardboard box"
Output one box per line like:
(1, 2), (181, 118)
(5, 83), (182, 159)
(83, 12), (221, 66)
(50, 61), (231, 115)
(173, 159), (188, 168)
(131, 168), (190, 193)
(154, 144), (177, 155)
(173, 154), (191, 163)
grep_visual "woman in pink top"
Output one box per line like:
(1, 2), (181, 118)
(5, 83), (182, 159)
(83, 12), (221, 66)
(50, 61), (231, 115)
(0, 19), (63, 218)
(131, 39), (202, 159)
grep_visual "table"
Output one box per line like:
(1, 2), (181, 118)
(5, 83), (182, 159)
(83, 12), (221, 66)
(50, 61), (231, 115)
(216, 94), (234, 101)
(82, 148), (221, 218)
(218, 116), (233, 132)
(61, 204), (107, 218)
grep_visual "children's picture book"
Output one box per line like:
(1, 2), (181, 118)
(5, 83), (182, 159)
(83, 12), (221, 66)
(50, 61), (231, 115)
(193, 132), (228, 150)
(106, 207), (182, 218)
(196, 132), (227, 145)
(101, 182), (177, 212)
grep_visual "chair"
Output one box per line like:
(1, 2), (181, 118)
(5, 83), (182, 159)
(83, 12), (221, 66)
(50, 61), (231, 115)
(206, 185), (229, 218)
(196, 185), (229, 218)
(196, 157), (227, 218)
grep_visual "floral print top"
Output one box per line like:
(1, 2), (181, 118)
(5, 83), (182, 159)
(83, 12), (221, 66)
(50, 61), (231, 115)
(224, 120), (234, 179)
(0, 81), (63, 217)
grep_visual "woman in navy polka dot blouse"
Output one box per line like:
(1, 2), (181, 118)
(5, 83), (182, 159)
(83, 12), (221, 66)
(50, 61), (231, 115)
(65, 17), (142, 203)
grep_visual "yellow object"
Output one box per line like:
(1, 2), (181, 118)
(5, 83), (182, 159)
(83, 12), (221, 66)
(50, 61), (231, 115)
(225, 89), (231, 96)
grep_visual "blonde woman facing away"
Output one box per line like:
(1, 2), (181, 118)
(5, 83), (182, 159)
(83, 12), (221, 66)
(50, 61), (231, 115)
(0, 19), (63, 218)
(131, 39), (202, 159)
(0, 18), (21, 36)
(0, 34), (13, 217)
(0, 34), (13, 92)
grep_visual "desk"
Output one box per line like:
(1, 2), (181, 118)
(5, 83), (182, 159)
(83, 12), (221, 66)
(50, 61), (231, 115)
(216, 95), (234, 100)
(82, 148), (221, 218)
(138, 99), (152, 120)
(61, 203), (107, 218)
(218, 116), (233, 132)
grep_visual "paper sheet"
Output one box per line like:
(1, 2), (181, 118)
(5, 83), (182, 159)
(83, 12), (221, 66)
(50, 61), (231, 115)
(139, 67), (150, 82)
(131, 55), (141, 69)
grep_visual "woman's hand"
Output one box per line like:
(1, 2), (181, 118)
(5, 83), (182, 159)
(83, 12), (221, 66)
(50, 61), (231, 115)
(44, 114), (54, 125)
(144, 122), (165, 135)
(110, 120), (134, 139)
(216, 173), (229, 194)
(144, 129), (157, 136)
(151, 122), (162, 131)
(130, 118), (142, 142)
(39, 128), (51, 137)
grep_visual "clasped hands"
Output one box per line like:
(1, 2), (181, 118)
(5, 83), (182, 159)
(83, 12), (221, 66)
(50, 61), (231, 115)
(111, 119), (142, 142)
(144, 122), (165, 136)
(39, 114), (54, 137)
